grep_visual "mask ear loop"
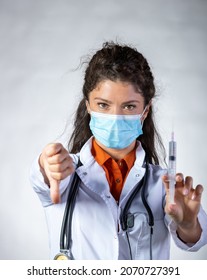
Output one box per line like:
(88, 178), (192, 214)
(140, 101), (151, 126)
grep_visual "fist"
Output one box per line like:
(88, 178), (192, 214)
(39, 143), (75, 203)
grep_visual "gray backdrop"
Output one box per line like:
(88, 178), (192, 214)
(0, 0), (207, 259)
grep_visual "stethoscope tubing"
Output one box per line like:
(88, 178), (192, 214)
(58, 158), (154, 259)
(60, 160), (82, 253)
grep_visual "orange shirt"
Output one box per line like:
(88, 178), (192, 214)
(91, 139), (136, 202)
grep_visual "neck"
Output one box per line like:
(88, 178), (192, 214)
(95, 140), (137, 160)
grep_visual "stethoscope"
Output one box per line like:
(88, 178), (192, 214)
(54, 158), (154, 260)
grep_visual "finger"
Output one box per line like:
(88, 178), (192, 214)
(162, 174), (169, 192)
(50, 167), (74, 181)
(47, 152), (68, 165)
(163, 173), (184, 191)
(50, 179), (60, 204)
(45, 143), (63, 157)
(48, 153), (73, 171)
(183, 176), (193, 196)
(48, 158), (73, 173)
(191, 184), (203, 201)
(165, 202), (178, 218)
(175, 173), (190, 196)
(175, 173), (184, 187)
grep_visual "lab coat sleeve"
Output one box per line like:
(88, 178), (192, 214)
(29, 156), (70, 207)
(166, 206), (207, 251)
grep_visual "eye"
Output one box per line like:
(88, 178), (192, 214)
(123, 104), (136, 111)
(97, 102), (109, 110)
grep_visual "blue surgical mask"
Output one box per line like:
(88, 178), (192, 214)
(89, 110), (145, 149)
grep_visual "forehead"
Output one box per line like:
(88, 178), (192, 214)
(89, 80), (144, 103)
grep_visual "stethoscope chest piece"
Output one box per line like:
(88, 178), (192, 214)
(54, 252), (71, 260)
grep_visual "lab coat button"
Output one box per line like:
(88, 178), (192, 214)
(136, 174), (140, 177)
(83, 172), (87, 176)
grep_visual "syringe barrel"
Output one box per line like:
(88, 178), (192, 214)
(168, 135), (177, 204)
(168, 140), (176, 176)
(169, 140), (176, 161)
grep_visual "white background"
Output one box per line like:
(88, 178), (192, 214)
(0, 0), (206, 259)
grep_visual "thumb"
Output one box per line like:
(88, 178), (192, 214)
(162, 174), (170, 194)
(49, 178), (60, 204)
(162, 174), (175, 206)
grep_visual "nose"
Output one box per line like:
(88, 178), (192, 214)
(111, 105), (122, 115)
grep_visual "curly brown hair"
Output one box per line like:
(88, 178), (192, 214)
(68, 42), (165, 165)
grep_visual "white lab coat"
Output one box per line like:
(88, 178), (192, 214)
(30, 138), (207, 259)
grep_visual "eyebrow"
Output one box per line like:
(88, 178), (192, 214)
(94, 98), (113, 104)
(122, 100), (141, 105)
(94, 98), (141, 104)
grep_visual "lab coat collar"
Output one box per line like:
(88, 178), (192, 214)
(79, 137), (145, 168)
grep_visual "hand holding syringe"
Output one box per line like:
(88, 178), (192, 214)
(168, 132), (177, 204)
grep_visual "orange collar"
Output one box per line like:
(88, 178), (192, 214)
(91, 138), (136, 169)
(91, 138), (136, 201)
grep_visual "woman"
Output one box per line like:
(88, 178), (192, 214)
(30, 42), (207, 260)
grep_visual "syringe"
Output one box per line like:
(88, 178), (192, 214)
(168, 132), (176, 204)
